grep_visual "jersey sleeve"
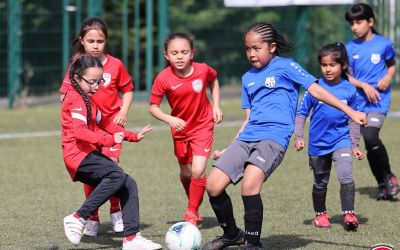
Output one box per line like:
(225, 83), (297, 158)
(284, 60), (317, 90)
(97, 114), (139, 142)
(384, 41), (396, 62)
(206, 64), (217, 84)
(348, 87), (359, 111)
(297, 91), (313, 117)
(68, 99), (114, 147)
(241, 76), (251, 109)
(116, 61), (134, 93)
(60, 71), (73, 94)
(149, 74), (166, 105)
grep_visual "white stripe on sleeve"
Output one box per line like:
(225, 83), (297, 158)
(71, 112), (87, 124)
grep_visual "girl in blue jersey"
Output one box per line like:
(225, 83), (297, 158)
(202, 23), (367, 250)
(345, 3), (399, 200)
(294, 42), (364, 231)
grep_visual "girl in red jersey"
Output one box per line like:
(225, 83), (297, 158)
(149, 32), (223, 226)
(60, 17), (133, 235)
(62, 55), (161, 250)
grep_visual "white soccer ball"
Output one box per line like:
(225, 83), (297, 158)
(165, 222), (202, 250)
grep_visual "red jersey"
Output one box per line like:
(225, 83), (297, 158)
(150, 62), (217, 139)
(61, 89), (115, 181)
(60, 54), (133, 117)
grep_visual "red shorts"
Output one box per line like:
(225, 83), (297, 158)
(174, 129), (213, 165)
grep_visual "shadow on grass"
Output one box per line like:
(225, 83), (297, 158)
(166, 216), (220, 230)
(261, 234), (368, 249)
(357, 186), (399, 202)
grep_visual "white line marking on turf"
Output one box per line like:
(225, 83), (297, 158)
(0, 121), (243, 140)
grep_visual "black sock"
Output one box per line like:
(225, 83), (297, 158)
(242, 194), (263, 246)
(340, 182), (355, 213)
(209, 191), (239, 238)
(312, 186), (327, 213)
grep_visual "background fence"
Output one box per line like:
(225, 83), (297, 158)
(0, 0), (399, 107)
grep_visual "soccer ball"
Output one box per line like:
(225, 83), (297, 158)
(165, 222), (202, 250)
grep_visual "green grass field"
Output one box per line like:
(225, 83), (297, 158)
(0, 88), (399, 249)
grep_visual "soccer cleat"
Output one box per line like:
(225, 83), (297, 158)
(184, 210), (203, 226)
(83, 219), (100, 236)
(122, 232), (162, 250)
(202, 229), (246, 250)
(245, 243), (263, 250)
(376, 184), (392, 200)
(313, 213), (331, 228)
(63, 213), (87, 246)
(110, 211), (124, 233)
(385, 175), (400, 197)
(343, 212), (359, 231)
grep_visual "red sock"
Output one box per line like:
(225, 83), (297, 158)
(84, 184), (99, 220)
(124, 234), (137, 241)
(73, 213), (81, 219)
(109, 196), (121, 213)
(188, 177), (206, 212)
(180, 175), (191, 198)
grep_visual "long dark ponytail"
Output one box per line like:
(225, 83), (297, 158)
(69, 55), (103, 124)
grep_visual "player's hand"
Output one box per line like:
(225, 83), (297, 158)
(352, 148), (364, 160)
(377, 76), (390, 92)
(113, 132), (124, 144)
(114, 112), (127, 127)
(137, 124), (153, 141)
(60, 94), (65, 103)
(361, 82), (380, 103)
(348, 111), (367, 126)
(212, 148), (226, 160)
(213, 106), (223, 124)
(294, 139), (305, 151)
(169, 116), (187, 131)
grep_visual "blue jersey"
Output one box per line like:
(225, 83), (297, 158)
(297, 78), (358, 156)
(346, 34), (396, 114)
(238, 56), (316, 149)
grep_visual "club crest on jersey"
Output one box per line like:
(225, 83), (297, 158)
(192, 79), (203, 93)
(264, 76), (275, 88)
(102, 73), (111, 87)
(370, 53), (380, 64)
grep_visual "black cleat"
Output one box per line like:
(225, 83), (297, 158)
(385, 175), (400, 197)
(202, 229), (246, 250)
(376, 184), (392, 200)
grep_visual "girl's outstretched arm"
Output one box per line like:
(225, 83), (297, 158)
(307, 82), (367, 125)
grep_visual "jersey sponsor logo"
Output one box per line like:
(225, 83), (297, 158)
(171, 83), (183, 90)
(264, 76), (275, 88)
(247, 82), (255, 87)
(204, 148), (211, 152)
(109, 147), (121, 152)
(102, 73), (112, 87)
(341, 153), (351, 157)
(71, 107), (82, 111)
(192, 79), (203, 93)
(371, 53), (380, 64)
(353, 54), (359, 59)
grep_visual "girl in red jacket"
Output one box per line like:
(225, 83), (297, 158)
(61, 55), (161, 250)
(60, 17), (134, 235)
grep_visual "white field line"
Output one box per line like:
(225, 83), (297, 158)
(0, 120), (243, 140)
(2, 112), (400, 140)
